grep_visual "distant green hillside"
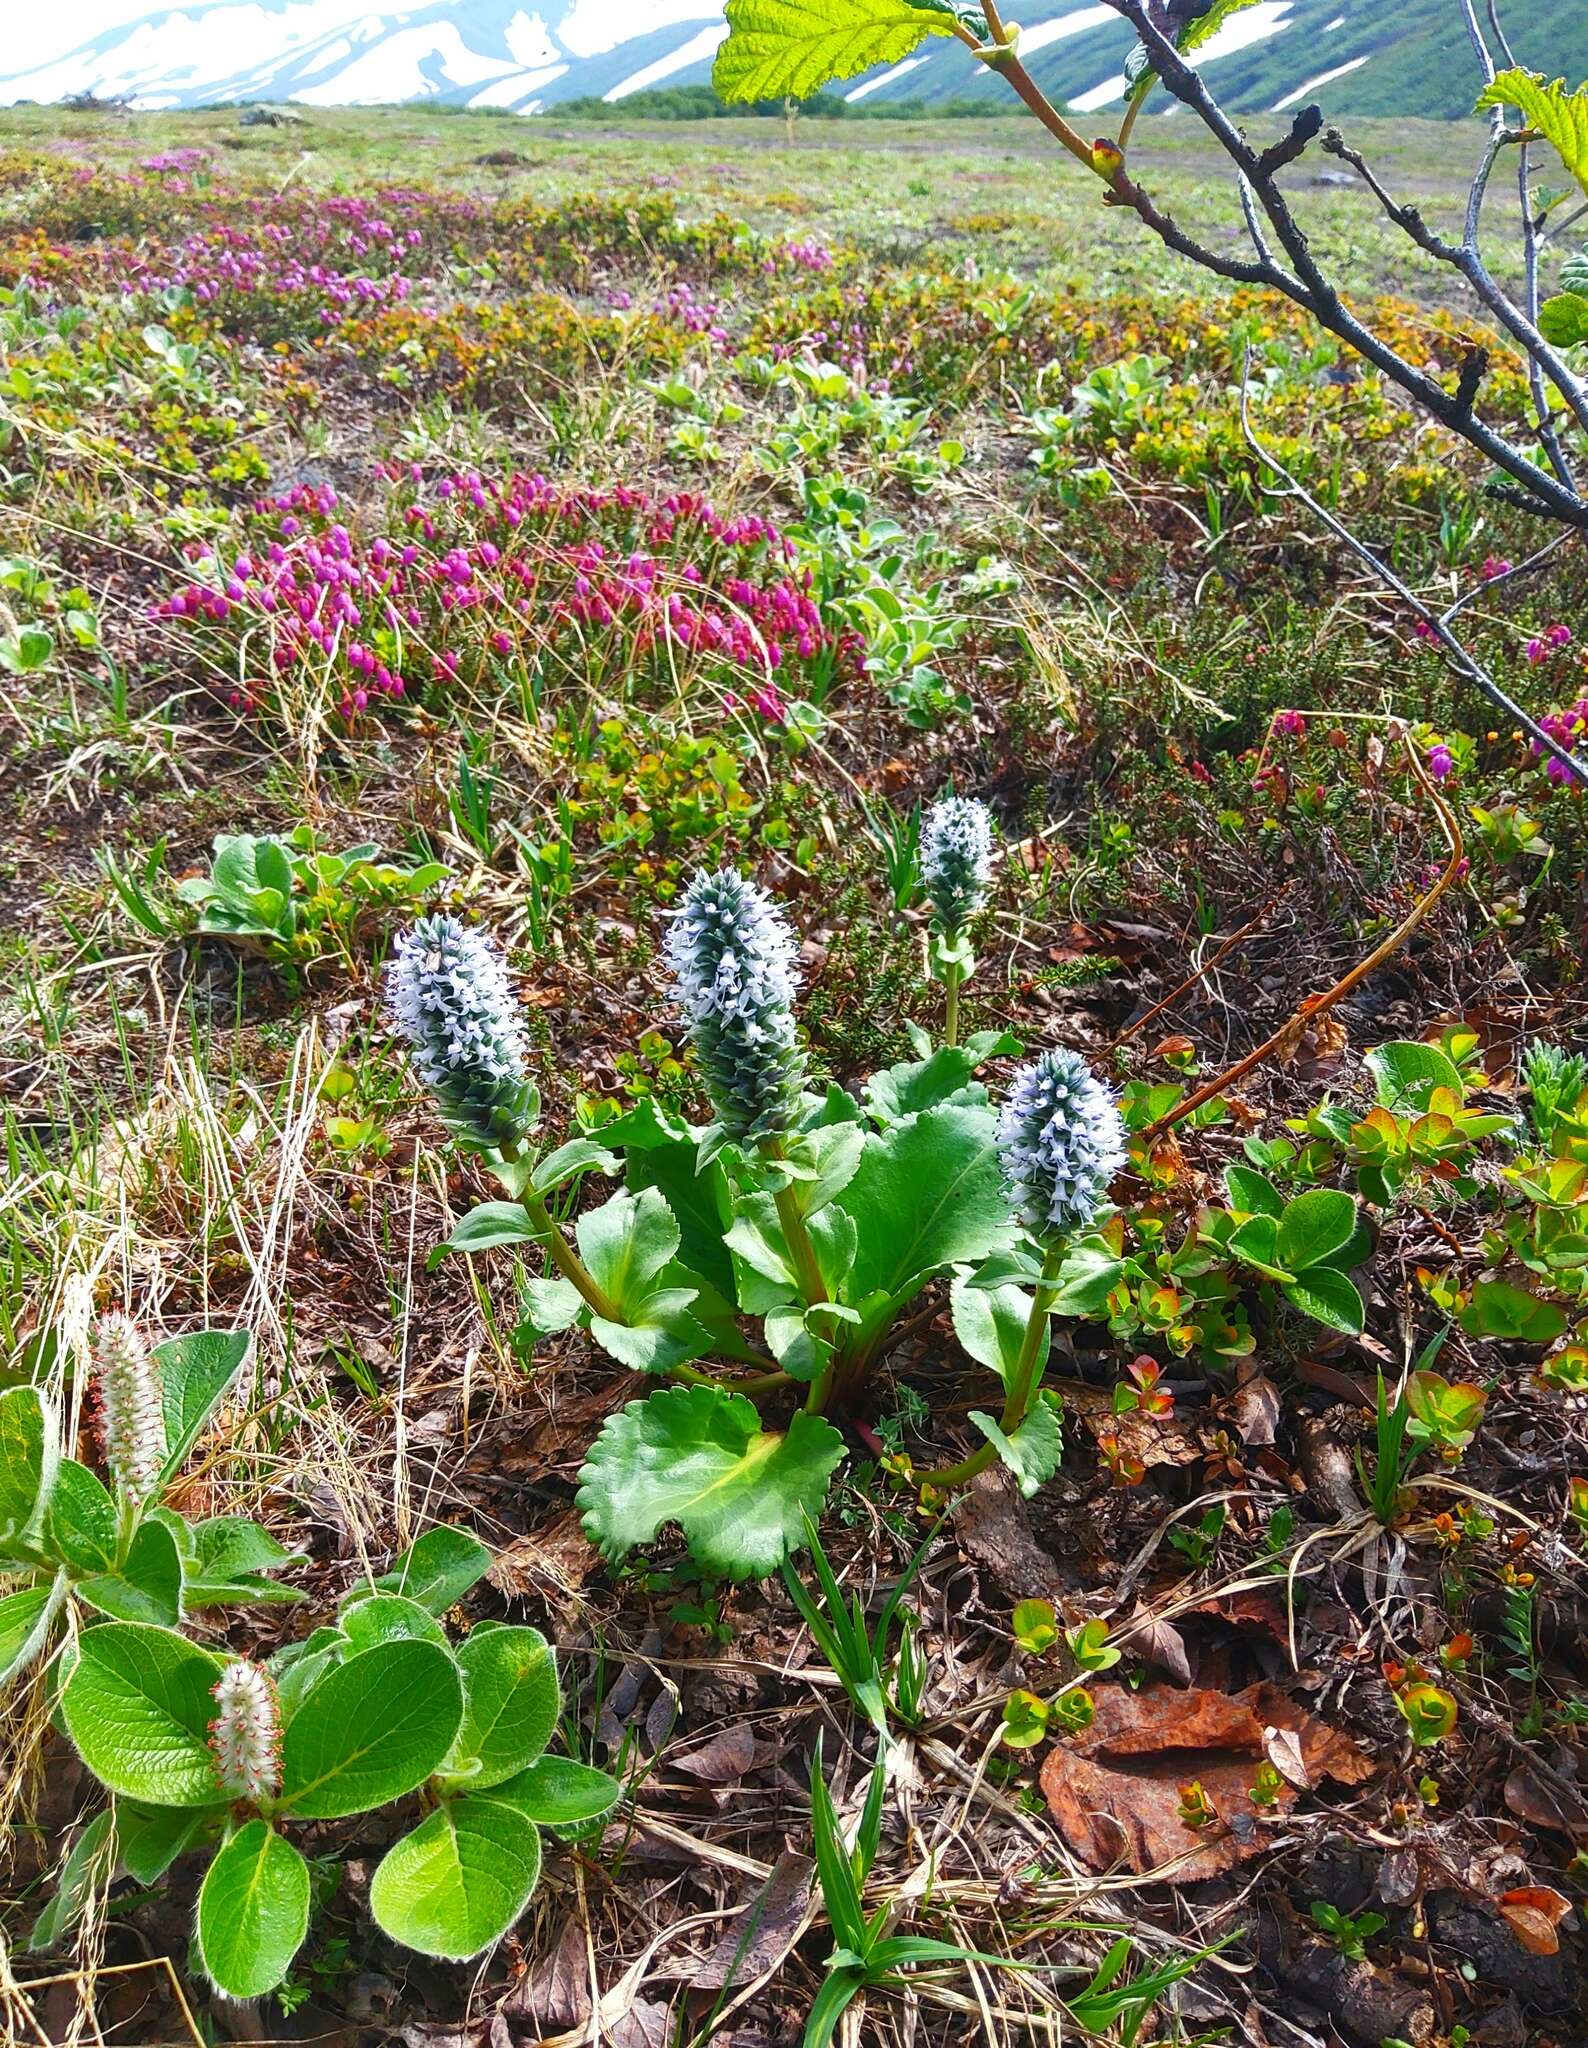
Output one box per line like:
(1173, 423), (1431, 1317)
(816, 0), (1588, 121)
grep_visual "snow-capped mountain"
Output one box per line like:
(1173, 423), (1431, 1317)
(3, 0), (1585, 119)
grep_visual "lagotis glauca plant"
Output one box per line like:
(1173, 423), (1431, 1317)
(919, 792), (993, 1048)
(1, 1313), (619, 1997)
(398, 815), (1151, 1580)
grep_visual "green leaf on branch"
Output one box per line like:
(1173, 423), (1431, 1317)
(154, 1328), (251, 1484)
(969, 1392), (1063, 1498)
(488, 1755), (623, 1828)
(1127, 0), (1267, 103)
(339, 1592), (448, 1652)
(197, 1821), (310, 1998)
(441, 1626), (559, 1791)
(1540, 291), (1588, 346)
(60, 1622), (224, 1806)
(184, 1516), (304, 1606)
(370, 1795), (543, 1960)
(1478, 72), (1588, 198)
(713, 0), (958, 107)
(0, 1384), (58, 1552)
(115, 1798), (220, 1884)
(1281, 1264), (1364, 1334)
(78, 1517), (184, 1627)
(1457, 1279), (1567, 1344)
(0, 1577), (66, 1689)
(279, 1639), (464, 1818)
(577, 1384), (845, 1579)
(1366, 1039), (1464, 1114)
(29, 1810), (114, 1953)
(1047, 1237), (1125, 1317)
(44, 1459), (117, 1575)
(1276, 1188), (1358, 1272)
(371, 1525), (491, 1612)
(517, 1274), (584, 1338)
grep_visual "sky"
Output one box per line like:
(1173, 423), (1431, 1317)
(7, 0), (715, 73)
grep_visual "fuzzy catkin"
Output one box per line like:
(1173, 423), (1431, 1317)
(386, 913), (537, 1154)
(997, 1048), (1126, 1239)
(664, 869), (805, 1144)
(921, 795), (993, 933)
(209, 1661), (282, 1803)
(92, 1313), (165, 1500)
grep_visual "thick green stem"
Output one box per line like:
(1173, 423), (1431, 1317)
(761, 1138), (837, 1414)
(943, 959), (962, 1049)
(521, 1186), (622, 1323)
(918, 1241), (1065, 1492)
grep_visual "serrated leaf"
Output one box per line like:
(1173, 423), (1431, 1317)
(577, 1383), (844, 1579)
(488, 1755), (622, 1828)
(1479, 71), (1588, 198)
(969, 1394), (1063, 1498)
(589, 1288), (711, 1374)
(369, 1795), (542, 1961)
(714, 0), (955, 106)
(60, 1622), (223, 1806)
(279, 1639), (463, 1818)
(1047, 1236), (1124, 1317)
(197, 1821), (310, 1998)
(864, 1048), (982, 1126)
(838, 1103), (1017, 1306)
(576, 1186), (681, 1308)
(1540, 291), (1588, 346)
(372, 1525), (491, 1612)
(441, 1626), (558, 1790)
(154, 1328), (251, 1484)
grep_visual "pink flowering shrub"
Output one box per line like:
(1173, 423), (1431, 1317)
(150, 469), (847, 726)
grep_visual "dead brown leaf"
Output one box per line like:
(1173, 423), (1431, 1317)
(1497, 1886), (1573, 1957)
(654, 1851), (814, 1988)
(1503, 1764), (1588, 1842)
(1040, 1680), (1371, 1877)
(1228, 1368), (1281, 1447)
(670, 1725), (781, 1786)
(1123, 1600), (1191, 1685)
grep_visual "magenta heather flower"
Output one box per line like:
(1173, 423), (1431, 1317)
(1274, 709), (1305, 738)
(1426, 743), (1454, 780)
(209, 1662), (282, 1803)
(1481, 556), (1512, 581)
(92, 1313), (165, 1500)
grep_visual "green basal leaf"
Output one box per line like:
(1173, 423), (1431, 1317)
(864, 1048), (983, 1126)
(29, 1809), (114, 1953)
(44, 1459), (117, 1575)
(340, 1591), (449, 1652)
(197, 1820), (310, 1998)
(1281, 1264), (1364, 1334)
(0, 1576), (67, 1690)
(60, 1622), (224, 1806)
(950, 1265), (1047, 1389)
(440, 1625), (559, 1790)
(1479, 71), (1588, 199)
(622, 1127), (738, 1305)
(115, 1798), (221, 1884)
(369, 1794), (543, 1960)
(713, 0), (958, 107)
(184, 1516), (305, 1607)
(78, 1517), (184, 1627)
(969, 1392), (1063, 1498)
(577, 1383), (845, 1579)
(278, 1639), (464, 1818)
(488, 1755), (623, 1828)
(589, 1289), (712, 1375)
(0, 1384), (58, 1552)
(1223, 1165), (1284, 1220)
(154, 1328), (251, 1485)
(372, 1525), (491, 1612)
(838, 1102), (1018, 1307)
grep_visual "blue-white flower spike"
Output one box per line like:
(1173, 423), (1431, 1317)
(92, 1312), (165, 1501)
(665, 869), (805, 1145)
(921, 795), (993, 933)
(386, 913), (538, 1155)
(997, 1048), (1126, 1239)
(209, 1661), (282, 1803)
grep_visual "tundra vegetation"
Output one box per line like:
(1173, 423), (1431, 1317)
(3, 4), (1588, 2039)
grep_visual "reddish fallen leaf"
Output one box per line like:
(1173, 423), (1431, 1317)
(1497, 1886), (1573, 1956)
(1041, 1680), (1370, 1877)
(1228, 1368), (1281, 1447)
(1123, 1600), (1191, 1686)
(1062, 1381), (1200, 1469)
